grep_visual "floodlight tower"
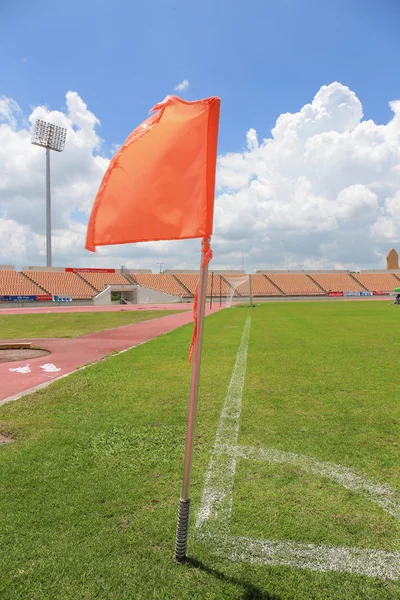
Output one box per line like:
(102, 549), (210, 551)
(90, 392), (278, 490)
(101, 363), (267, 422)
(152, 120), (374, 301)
(31, 120), (67, 267)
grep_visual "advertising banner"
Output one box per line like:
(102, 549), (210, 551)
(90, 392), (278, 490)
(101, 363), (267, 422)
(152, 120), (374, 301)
(36, 295), (53, 301)
(9, 295), (36, 302)
(360, 291), (373, 297)
(372, 290), (385, 296)
(328, 291), (344, 297)
(344, 291), (361, 297)
(53, 295), (73, 302)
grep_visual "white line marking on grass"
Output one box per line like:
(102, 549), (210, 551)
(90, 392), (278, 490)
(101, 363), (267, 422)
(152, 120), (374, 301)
(196, 314), (251, 531)
(219, 444), (400, 520)
(196, 311), (400, 580)
(215, 535), (400, 581)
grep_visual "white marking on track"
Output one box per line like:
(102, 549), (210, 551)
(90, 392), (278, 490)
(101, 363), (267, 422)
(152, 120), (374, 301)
(195, 311), (400, 580)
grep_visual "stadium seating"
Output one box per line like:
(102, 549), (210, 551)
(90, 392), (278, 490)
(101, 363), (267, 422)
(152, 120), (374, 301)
(1, 267), (396, 302)
(0, 271), (44, 296)
(78, 271), (131, 292)
(23, 271), (95, 299)
(208, 274), (232, 296)
(251, 274), (282, 296)
(351, 272), (400, 293)
(173, 274), (199, 296)
(174, 273), (235, 297)
(266, 273), (325, 295)
(308, 273), (365, 293)
(130, 273), (190, 297)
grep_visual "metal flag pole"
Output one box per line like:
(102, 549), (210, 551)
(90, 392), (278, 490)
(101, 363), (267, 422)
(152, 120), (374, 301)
(210, 271), (214, 310)
(175, 238), (210, 562)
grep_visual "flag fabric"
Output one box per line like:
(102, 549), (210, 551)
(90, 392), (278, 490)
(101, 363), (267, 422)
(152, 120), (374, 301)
(85, 95), (220, 251)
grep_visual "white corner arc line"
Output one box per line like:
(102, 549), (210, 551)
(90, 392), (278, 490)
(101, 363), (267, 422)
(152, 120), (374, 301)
(218, 444), (400, 521)
(195, 311), (400, 580)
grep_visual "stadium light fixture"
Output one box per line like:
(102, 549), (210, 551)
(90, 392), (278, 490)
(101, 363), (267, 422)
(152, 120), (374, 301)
(31, 119), (67, 267)
(157, 262), (164, 274)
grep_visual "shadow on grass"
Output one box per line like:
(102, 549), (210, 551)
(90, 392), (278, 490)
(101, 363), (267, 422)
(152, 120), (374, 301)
(186, 557), (280, 600)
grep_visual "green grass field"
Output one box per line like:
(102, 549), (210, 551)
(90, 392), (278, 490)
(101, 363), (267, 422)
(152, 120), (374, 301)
(0, 310), (181, 340)
(1, 302), (400, 599)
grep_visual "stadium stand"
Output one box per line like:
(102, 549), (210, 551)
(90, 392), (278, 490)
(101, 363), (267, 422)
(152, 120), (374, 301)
(208, 274), (232, 296)
(251, 274), (282, 296)
(23, 271), (95, 299)
(1, 267), (396, 303)
(173, 273), (199, 296)
(266, 273), (324, 296)
(351, 272), (400, 293)
(308, 273), (365, 293)
(225, 274), (282, 297)
(174, 273), (234, 297)
(130, 273), (190, 297)
(0, 270), (44, 296)
(221, 275), (248, 297)
(78, 271), (131, 292)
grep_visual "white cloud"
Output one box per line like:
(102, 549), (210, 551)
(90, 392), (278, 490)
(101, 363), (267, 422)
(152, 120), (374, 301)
(174, 79), (190, 93)
(215, 82), (400, 270)
(1, 82), (400, 272)
(0, 96), (21, 128)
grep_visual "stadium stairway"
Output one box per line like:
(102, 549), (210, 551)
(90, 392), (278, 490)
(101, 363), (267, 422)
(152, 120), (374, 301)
(21, 272), (50, 294)
(348, 272), (369, 291)
(263, 274), (286, 296)
(122, 273), (138, 285)
(75, 272), (99, 293)
(171, 274), (193, 297)
(305, 273), (327, 294)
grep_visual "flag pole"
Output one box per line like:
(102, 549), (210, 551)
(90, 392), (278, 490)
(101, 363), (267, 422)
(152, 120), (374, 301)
(210, 271), (214, 310)
(175, 238), (210, 563)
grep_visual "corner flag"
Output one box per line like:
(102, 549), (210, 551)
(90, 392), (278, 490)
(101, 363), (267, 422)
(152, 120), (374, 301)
(85, 95), (221, 563)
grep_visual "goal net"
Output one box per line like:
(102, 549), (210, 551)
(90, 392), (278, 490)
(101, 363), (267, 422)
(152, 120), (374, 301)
(224, 274), (252, 308)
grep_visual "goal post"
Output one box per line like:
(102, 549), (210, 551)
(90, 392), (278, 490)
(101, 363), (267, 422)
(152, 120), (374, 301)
(224, 274), (253, 308)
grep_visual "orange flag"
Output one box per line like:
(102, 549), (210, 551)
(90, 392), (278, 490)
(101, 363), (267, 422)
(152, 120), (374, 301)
(86, 95), (220, 251)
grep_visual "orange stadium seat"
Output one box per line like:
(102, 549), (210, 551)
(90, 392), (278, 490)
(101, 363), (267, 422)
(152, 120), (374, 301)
(250, 274), (282, 296)
(130, 273), (189, 297)
(267, 273), (324, 295)
(308, 273), (364, 293)
(175, 273), (282, 297)
(78, 271), (131, 292)
(174, 273), (233, 297)
(351, 272), (400, 293)
(23, 271), (95, 299)
(173, 274), (199, 296)
(0, 271), (44, 296)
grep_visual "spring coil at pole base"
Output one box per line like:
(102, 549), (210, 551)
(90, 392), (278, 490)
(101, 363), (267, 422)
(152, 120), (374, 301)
(174, 498), (191, 563)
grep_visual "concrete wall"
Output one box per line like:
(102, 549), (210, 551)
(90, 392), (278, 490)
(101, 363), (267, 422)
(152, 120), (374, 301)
(0, 265), (15, 271)
(257, 270), (350, 274)
(22, 266), (65, 272)
(93, 284), (137, 305)
(136, 286), (182, 304)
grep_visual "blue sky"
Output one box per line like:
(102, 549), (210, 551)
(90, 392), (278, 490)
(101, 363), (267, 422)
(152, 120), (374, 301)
(1, 0), (400, 271)
(1, 0), (399, 154)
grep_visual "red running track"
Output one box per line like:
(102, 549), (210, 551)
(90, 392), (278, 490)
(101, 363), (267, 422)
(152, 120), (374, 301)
(0, 307), (221, 404)
(0, 303), (193, 315)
